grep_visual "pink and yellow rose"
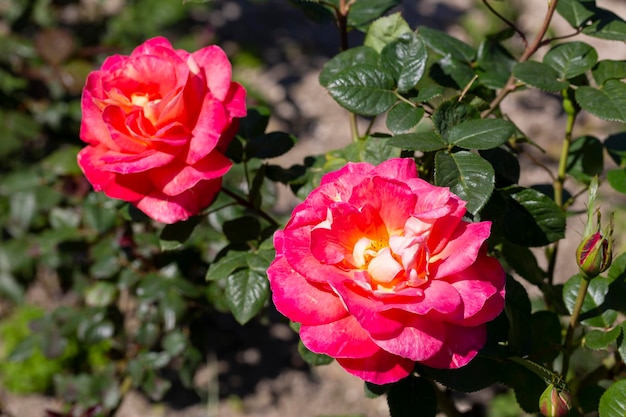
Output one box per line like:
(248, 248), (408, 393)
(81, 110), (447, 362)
(78, 37), (246, 223)
(268, 158), (505, 384)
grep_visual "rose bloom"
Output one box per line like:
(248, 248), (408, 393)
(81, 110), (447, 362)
(78, 37), (246, 223)
(268, 158), (505, 384)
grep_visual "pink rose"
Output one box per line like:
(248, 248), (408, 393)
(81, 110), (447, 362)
(267, 158), (505, 384)
(77, 37), (246, 223)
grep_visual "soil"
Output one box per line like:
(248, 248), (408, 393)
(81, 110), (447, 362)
(2, 0), (626, 416)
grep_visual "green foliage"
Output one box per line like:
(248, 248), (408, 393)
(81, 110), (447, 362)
(387, 376), (436, 417)
(3, 0), (626, 416)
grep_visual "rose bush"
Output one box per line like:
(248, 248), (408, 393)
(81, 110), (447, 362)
(268, 158), (506, 384)
(77, 36), (246, 223)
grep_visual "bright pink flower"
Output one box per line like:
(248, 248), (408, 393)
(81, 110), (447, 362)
(267, 158), (505, 384)
(78, 37), (246, 223)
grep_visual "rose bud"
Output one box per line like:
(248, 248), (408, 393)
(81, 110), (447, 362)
(575, 177), (614, 278)
(539, 383), (571, 417)
(576, 213), (613, 278)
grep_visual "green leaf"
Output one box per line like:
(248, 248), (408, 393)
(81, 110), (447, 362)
(327, 65), (397, 116)
(418, 355), (502, 393)
(563, 274), (617, 327)
(364, 12), (412, 53)
(0, 271), (24, 303)
(246, 132), (297, 159)
(505, 276), (533, 356)
(388, 131), (447, 151)
(8, 192), (35, 237)
(544, 42), (598, 79)
(337, 135), (402, 165)
(582, 8), (626, 41)
(556, 0), (596, 28)
(381, 32), (428, 92)
(162, 331), (187, 357)
(530, 311), (562, 362)
(502, 187), (566, 247)
(238, 106), (271, 140)
(607, 168), (626, 194)
(386, 102), (424, 134)
(347, 0), (401, 30)
(585, 326), (621, 349)
(387, 376), (436, 417)
(576, 80), (626, 123)
(567, 135), (604, 183)
(41, 146), (82, 176)
(513, 61), (570, 91)
(265, 163), (306, 187)
(446, 119), (515, 150)
(160, 290), (186, 331)
(297, 340), (334, 366)
(206, 251), (249, 281)
(222, 216), (261, 244)
(475, 39), (517, 89)
(85, 282), (118, 308)
(431, 56), (477, 90)
(432, 99), (480, 140)
(159, 216), (202, 251)
(319, 46), (379, 88)
(599, 379), (626, 417)
(247, 249), (275, 273)
(418, 26), (476, 63)
(480, 147), (520, 187)
(501, 241), (546, 286)
(225, 268), (269, 325)
(415, 84), (445, 102)
(434, 151), (494, 215)
(592, 60), (626, 86)
(83, 192), (119, 233)
(365, 382), (390, 398)
(619, 322), (626, 361)
(607, 252), (626, 284)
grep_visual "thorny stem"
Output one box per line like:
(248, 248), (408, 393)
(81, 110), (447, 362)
(547, 109), (577, 285)
(554, 111), (577, 208)
(482, 0), (528, 48)
(561, 276), (591, 378)
(483, 0), (560, 117)
(220, 187), (279, 229)
(336, 0), (360, 142)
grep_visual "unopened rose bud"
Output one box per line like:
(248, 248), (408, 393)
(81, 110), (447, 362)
(539, 384), (571, 417)
(576, 212), (613, 278)
(576, 177), (614, 279)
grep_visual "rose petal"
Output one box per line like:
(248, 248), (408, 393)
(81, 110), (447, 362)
(300, 315), (380, 358)
(330, 280), (405, 337)
(420, 323), (486, 369)
(447, 254), (506, 326)
(78, 146), (149, 202)
(100, 149), (177, 174)
(429, 222), (492, 279)
(380, 280), (463, 320)
(336, 349), (414, 384)
(136, 178), (221, 223)
(371, 157), (417, 182)
(80, 78), (118, 149)
(189, 45), (232, 101)
(186, 96), (228, 165)
(268, 256), (348, 325)
(371, 315), (446, 362)
(223, 81), (247, 118)
(149, 152), (232, 196)
(349, 177), (417, 234)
